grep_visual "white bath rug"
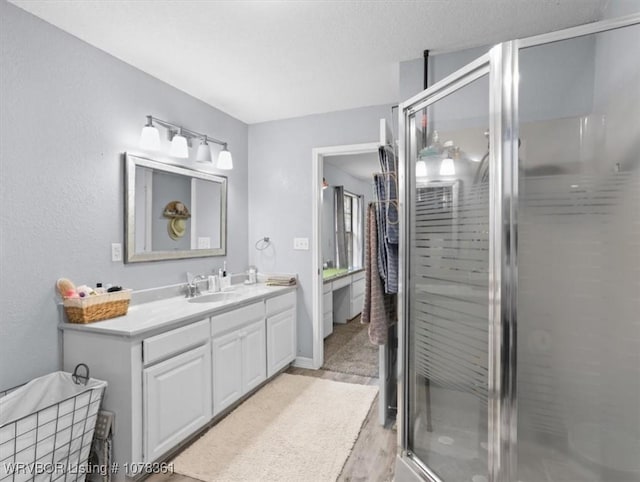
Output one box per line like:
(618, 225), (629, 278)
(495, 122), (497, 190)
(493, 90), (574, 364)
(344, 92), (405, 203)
(172, 373), (378, 481)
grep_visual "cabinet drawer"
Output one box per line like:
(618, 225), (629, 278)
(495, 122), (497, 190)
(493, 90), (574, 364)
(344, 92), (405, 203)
(352, 271), (365, 283)
(143, 319), (210, 366)
(323, 291), (333, 314)
(332, 275), (351, 290)
(351, 278), (365, 298)
(211, 302), (264, 337)
(266, 291), (296, 317)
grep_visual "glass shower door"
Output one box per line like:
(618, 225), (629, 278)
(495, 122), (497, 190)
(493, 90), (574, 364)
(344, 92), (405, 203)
(401, 60), (494, 481)
(516, 23), (640, 482)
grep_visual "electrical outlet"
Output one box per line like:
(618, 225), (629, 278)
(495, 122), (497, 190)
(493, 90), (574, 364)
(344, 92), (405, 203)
(111, 243), (122, 262)
(293, 237), (309, 250)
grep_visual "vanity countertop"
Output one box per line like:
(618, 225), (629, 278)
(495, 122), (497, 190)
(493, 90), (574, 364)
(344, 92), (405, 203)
(323, 267), (364, 283)
(59, 283), (296, 339)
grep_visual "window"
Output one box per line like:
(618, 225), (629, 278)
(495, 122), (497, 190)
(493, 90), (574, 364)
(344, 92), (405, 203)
(344, 191), (361, 268)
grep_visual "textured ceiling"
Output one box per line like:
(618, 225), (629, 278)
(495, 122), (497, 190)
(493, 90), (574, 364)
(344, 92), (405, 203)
(9, 0), (608, 124)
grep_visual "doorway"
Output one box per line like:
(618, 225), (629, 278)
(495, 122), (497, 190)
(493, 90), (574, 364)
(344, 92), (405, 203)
(311, 142), (379, 371)
(320, 150), (379, 378)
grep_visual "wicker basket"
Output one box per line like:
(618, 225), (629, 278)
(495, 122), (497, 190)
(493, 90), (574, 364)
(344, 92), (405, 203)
(63, 289), (132, 324)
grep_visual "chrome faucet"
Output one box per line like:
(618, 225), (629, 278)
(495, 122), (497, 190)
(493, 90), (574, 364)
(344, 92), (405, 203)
(186, 273), (208, 298)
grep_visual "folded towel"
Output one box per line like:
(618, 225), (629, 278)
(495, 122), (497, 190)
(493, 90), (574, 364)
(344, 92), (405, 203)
(266, 275), (297, 286)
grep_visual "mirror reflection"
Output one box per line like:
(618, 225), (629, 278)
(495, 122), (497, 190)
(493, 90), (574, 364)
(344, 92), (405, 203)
(322, 153), (377, 277)
(125, 154), (227, 262)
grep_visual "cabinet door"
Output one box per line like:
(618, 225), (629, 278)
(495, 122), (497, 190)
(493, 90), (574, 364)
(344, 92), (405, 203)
(212, 330), (243, 416)
(242, 320), (267, 393)
(323, 310), (333, 338)
(350, 293), (365, 319)
(350, 277), (365, 318)
(266, 308), (296, 377)
(144, 343), (212, 462)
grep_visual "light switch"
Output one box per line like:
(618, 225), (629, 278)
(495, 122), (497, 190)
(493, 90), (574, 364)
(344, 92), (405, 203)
(293, 237), (309, 250)
(111, 243), (122, 262)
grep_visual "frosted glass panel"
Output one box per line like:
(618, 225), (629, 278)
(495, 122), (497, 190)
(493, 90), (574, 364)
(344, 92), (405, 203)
(517, 24), (640, 482)
(407, 74), (490, 480)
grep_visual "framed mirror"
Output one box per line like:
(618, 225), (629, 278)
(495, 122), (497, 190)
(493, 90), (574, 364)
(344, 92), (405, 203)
(125, 153), (227, 263)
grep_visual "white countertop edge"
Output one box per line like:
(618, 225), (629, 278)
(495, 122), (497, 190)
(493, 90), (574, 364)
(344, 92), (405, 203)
(58, 284), (296, 339)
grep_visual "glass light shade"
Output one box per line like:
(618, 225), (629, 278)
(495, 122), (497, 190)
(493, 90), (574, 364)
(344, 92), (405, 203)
(170, 134), (189, 158)
(416, 160), (428, 178)
(196, 141), (212, 163)
(139, 125), (160, 151)
(217, 148), (233, 170)
(439, 157), (456, 176)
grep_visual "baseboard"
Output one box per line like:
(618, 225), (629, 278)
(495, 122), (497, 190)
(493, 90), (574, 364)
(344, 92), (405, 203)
(293, 356), (316, 369)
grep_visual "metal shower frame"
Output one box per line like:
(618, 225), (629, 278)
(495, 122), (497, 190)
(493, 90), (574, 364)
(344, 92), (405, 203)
(396, 12), (640, 482)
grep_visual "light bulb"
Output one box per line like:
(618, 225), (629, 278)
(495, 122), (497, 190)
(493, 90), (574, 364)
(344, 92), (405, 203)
(439, 157), (456, 176)
(416, 160), (428, 178)
(196, 139), (212, 163)
(139, 125), (160, 151)
(217, 146), (233, 170)
(170, 133), (189, 158)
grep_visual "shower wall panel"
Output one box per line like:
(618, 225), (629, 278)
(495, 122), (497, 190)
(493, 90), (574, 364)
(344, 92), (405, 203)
(517, 24), (640, 482)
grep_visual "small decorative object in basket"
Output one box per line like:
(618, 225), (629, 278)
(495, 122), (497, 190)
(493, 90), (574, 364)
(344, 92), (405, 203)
(57, 278), (132, 324)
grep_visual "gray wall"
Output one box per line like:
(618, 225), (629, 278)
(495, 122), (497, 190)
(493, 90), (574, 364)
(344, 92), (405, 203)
(0, 0), (249, 390)
(248, 105), (392, 358)
(400, 37), (596, 131)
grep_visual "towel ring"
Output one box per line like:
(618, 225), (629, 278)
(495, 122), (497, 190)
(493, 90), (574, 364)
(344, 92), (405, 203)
(255, 237), (271, 251)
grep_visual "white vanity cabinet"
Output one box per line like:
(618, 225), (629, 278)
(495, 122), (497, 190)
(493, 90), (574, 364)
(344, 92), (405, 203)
(211, 302), (266, 415)
(266, 292), (297, 377)
(60, 285), (296, 476)
(323, 270), (365, 332)
(143, 319), (212, 462)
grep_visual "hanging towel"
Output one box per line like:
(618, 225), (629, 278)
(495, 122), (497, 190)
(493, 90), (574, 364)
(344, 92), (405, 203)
(373, 172), (399, 295)
(378, 146), (399, 244)
(373, 174), (388, 284)
(362, 203), (395, 345)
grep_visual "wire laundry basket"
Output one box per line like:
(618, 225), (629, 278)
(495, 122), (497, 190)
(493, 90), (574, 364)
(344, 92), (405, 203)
(0, 364), (107, 482)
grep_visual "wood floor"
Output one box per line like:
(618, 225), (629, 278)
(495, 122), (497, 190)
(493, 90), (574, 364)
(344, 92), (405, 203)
(148, 367), (397, 482)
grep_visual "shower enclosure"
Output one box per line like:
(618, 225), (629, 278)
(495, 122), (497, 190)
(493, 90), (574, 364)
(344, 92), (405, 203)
(397, 15), (640, 482)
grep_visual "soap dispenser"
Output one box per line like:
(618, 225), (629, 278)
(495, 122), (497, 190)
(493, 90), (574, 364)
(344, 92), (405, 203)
(219, 262), (231, 290)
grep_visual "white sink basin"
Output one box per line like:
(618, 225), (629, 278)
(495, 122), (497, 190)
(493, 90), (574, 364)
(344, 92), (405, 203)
(188, 291), (241, 304)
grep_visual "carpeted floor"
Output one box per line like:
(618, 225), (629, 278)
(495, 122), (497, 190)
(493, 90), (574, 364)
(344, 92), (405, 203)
(323, 315), (379, 378)
(171, 373), (378, 482)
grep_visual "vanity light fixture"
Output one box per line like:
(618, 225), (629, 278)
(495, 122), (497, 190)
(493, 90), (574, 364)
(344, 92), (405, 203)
(416, 160), (428, 178)
(139, 115), (233, 169)
(196, 139), (212, 164)
(139, 117), (161, 151)
(216, 145), (233, 170)
(439, 157), (455, 176)
(439, 141), (456, 176)
(170, 129), (189, 159)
